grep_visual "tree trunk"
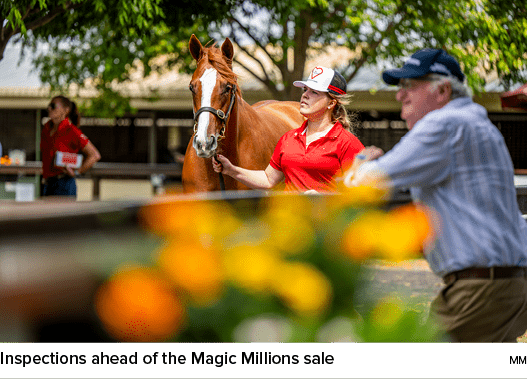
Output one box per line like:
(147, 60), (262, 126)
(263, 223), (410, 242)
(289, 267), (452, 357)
(284, 10), (313, 102)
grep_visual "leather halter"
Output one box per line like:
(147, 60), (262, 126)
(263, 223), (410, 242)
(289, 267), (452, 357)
(193, 84), (237, 139)
(192, 84), (237, 193)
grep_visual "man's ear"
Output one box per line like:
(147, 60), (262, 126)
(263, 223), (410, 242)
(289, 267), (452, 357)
(438, 81), (452, 104)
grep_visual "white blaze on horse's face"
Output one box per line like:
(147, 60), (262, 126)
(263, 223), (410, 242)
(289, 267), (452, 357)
(193, 67), (219, 158)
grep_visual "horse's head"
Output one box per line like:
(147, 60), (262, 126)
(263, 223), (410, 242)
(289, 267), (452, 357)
(189, 34), (239, 158)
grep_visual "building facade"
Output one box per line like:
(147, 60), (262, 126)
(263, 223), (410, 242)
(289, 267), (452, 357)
(1, 86), (525, 170)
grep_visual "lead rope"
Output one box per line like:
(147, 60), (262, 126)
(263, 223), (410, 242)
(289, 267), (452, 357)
(214, 154), (226, 193)
(215, 84), (236, 194)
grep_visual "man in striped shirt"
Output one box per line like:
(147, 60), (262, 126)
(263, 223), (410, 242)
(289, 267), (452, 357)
(346, 48), (527, 342)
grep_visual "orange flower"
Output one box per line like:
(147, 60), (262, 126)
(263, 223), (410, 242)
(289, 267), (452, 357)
(157, 239), (224, 305)
(95, 265), (185, 342)
(341, 205), (434, 262)
(377, 204), (434, 260)
(388, 204), (434, 246)
(139, 198), (240, 239)
(0, 156), (12, 165)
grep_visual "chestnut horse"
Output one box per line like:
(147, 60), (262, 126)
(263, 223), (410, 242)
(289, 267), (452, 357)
(182, 34), (304, 193)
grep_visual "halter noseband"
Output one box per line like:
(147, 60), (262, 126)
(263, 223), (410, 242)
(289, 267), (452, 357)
(193, 84), (237, 139)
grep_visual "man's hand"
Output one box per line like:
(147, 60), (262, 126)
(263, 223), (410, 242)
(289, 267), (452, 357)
(343, 146), (384, 187)
(360, 146), (385, 161)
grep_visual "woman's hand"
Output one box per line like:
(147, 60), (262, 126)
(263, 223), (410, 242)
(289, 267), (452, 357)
(63, 165), (76, 177)
(212, 154), (233, 175)
(212, 156), (284, 190)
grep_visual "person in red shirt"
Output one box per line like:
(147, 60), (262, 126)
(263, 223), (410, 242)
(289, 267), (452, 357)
(41, 95), (101, 197)
(212, 66), (364, 192)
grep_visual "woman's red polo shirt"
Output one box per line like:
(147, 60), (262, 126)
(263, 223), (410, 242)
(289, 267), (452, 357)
(270, 121), (364, 192)
(40, 118), (89, 179)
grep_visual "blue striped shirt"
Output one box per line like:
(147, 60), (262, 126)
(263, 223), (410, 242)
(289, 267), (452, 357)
(370, 97), (527, 276)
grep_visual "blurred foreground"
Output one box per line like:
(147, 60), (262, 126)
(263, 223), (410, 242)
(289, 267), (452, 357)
(1, 190), (442, 342)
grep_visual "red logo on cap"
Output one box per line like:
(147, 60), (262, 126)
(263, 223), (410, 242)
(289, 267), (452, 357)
(311, 67), (323, 79)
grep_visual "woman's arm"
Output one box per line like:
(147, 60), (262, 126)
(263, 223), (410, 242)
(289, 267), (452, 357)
(64, 141), (101, 177)
(79, 141), (102, 174)
(213, 154), (284, 189)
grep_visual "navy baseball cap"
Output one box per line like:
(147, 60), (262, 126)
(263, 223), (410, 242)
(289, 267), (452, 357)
(382, 49), (465, 85)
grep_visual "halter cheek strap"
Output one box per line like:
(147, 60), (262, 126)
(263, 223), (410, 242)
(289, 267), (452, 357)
(193, 84), (237, 139)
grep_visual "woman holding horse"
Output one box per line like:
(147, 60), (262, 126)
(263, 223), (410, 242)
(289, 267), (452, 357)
(212, 66), (364, 192)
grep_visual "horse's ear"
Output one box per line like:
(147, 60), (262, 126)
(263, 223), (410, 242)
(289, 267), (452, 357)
(189, 34), (203, 61)
(221, 38), (234, 67)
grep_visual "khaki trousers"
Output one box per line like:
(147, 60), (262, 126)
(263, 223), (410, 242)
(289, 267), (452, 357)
(430, 275), (527, 342)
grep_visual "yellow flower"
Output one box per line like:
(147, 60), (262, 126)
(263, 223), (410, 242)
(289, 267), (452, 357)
(261, 208), (316, 256)
(223, 244), (282, 294)
(371, 295), (404, 330)
(272, 262), (332, 317)
(341, 210), (386, 261)
(157, 239), (224, 306)
(261, 193), (313, 219)
(95, 265), (185, 342)
(377, 204), (434, 261)
(332, 185), (389, 209)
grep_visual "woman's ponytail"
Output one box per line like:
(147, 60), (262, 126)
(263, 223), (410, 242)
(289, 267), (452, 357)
(69, 101), (80, 126)
(329, 94), (359, 134)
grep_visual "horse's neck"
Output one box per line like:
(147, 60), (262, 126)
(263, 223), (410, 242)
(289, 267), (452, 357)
(229, 97), (257, 141)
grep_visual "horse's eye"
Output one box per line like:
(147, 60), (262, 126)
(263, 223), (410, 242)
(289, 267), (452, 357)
(223, 85), (233, 94)
(189, 84), (195, 94)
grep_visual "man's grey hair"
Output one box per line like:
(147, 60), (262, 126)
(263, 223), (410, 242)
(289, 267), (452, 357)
(427, 73), (471, 99)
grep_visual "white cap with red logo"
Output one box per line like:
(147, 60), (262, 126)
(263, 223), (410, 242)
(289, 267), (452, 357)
(293, 66), (347, 95)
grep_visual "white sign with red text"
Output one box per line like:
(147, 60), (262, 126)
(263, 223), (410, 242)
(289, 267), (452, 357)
(55, 151), (83, 168)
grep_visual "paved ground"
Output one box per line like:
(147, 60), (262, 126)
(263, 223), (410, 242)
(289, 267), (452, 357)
(363, 260), (443, 315)
(366, 260), (527, 342)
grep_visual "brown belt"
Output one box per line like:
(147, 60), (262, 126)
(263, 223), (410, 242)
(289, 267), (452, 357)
(42, 174), (69, 185)
(443, 267), (527, 284)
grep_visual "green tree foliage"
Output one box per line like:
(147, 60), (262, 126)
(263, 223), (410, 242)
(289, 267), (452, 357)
(1, 1), (164, 60)
(219, 0), (527, 98)
(4, 0), (238, 115)
(1, 0), (167, 114)
(452, 0), (527, 89)
(3, 0), (527, 115)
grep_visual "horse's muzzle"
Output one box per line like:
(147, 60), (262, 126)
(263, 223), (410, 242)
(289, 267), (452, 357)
(192, 134), (218, 158)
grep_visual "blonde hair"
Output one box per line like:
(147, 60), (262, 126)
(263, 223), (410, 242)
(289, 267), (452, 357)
(328, 93), (359, 133)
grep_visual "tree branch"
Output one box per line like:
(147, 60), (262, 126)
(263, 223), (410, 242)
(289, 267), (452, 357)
(231, 40), (273, 85)
(346, 8), (406, 82)
(233, 57), (271, 87)
(23, 1), (78, 32)
(229, 16), (280, 73)
(272, 22), (290, 84)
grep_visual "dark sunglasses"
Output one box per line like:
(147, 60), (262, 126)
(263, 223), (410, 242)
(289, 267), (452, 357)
(48, 102), (56, 110)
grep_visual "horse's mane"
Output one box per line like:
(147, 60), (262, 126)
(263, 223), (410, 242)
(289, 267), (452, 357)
(201, 44), (242, 97)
